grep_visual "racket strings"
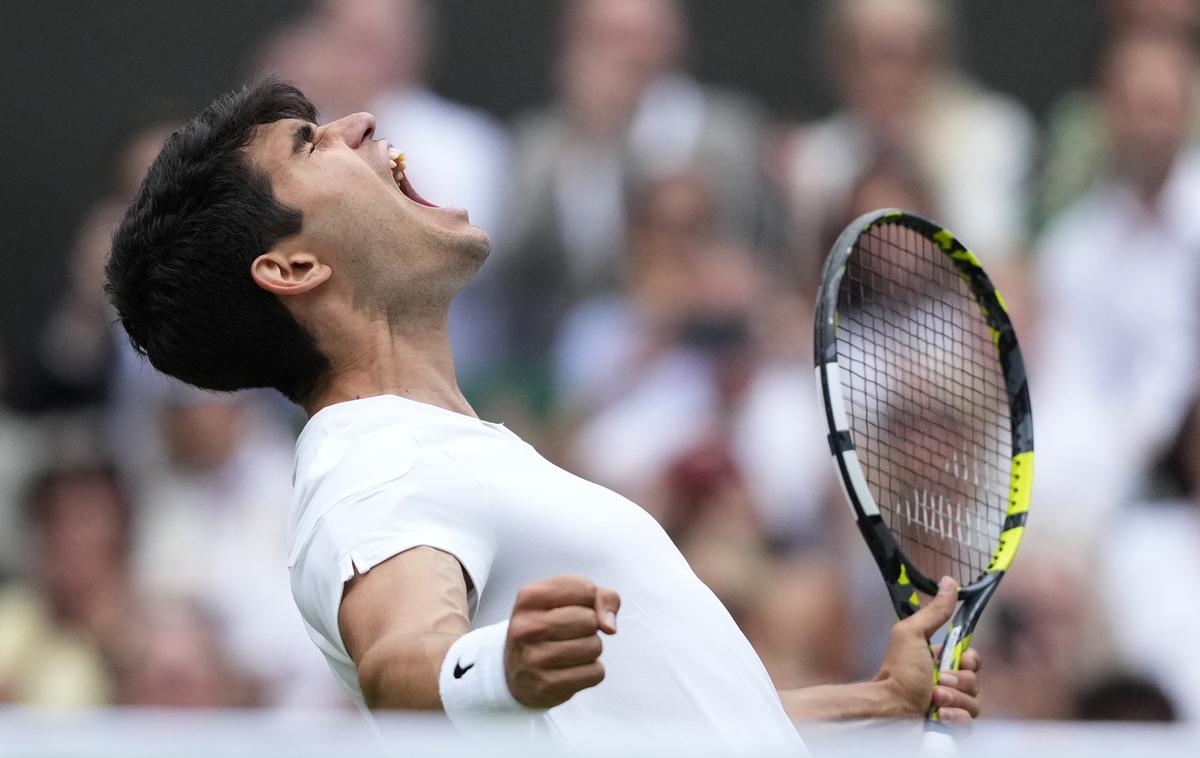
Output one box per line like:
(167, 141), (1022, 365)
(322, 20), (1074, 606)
(837, 224), (1011, 586)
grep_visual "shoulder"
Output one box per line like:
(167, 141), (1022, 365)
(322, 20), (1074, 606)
(290, 412), (493, 560)
(288, 415), (498, 659)
(294, 418), (422, 499)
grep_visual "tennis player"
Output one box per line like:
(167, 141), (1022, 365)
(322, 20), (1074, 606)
(106, 80), (980, 751)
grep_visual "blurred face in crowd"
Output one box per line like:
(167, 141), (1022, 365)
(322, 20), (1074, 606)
(1102, 33), (1196, 195)
(835, 0), (941, 135)
(164, 397), (243, 472)
(119, 606), (243, 708)
(631, 171), (714, 266)
(35, 471), (129, 615)
(834, 160), (937, 306)
(844, 160), (934, 221)
(1109, 0), (1200, 34)
(560, 0), (686, 135)
(311, 0), (429, 113)
(627, 171), (763, 360)
(247, 109), (490, 334)
(69, 203), (125, 318)
(114, 122), (177, 202)
(628, 171), (716, 327)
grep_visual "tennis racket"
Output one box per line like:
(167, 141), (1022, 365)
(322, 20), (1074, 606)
(814, 209), (1033, 756)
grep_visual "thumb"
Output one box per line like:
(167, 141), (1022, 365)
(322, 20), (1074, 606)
(906, 576), (958, 639)
(595, 587), (621, 635)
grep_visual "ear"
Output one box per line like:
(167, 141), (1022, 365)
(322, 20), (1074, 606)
(251, 250), (332, 297)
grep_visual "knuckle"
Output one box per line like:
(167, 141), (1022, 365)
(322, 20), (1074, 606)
(959, 672), (979, 695)
(586, 661), (606, 686)
(579, 577), (599, 598)
(577, 606), (601, 629)
(524, 645), (549, 669)
(508, 617), (530, 641)
(586, 635), (603, 658)
(526, 667), (552, 694)
(515, 585), (538, 608)
(512, 669), (545, 706)
(561, 574), (596, 596)
(510, 615), (545, 642)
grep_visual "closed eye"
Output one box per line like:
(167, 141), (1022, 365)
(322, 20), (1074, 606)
(292, 123), (318, 155)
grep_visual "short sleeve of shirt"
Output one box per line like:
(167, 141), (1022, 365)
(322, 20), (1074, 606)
(288, 424), (495, 675)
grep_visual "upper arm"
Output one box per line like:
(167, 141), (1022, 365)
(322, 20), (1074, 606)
(338, 546), (472, 710)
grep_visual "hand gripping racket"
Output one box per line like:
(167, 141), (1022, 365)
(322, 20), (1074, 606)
(814, 210), (1033, 756)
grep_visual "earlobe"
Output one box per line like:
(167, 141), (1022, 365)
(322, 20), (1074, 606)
(251, 250), (332, 297)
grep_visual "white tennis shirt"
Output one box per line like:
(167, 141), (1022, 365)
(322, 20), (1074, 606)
(288, 394), (803, 751)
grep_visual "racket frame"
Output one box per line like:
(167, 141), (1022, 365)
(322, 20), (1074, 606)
(814, 209), (1034, 724)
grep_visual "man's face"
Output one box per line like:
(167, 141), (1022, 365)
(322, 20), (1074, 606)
(249, 111), (490, 318)
(1104, 37), (1195, 191)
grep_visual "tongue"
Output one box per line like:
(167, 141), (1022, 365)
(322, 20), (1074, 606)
(399, 173), (438, 208)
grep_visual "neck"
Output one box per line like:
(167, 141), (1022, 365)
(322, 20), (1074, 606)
(304, 311), (475, 419)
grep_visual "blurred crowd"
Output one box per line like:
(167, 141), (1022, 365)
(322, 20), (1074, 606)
(1, 0), (1198, 726)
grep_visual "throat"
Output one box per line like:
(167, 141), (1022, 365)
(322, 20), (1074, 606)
(306, 318), (474, 419)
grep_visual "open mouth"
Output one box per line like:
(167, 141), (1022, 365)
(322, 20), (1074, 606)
(386, 146), (438, 208)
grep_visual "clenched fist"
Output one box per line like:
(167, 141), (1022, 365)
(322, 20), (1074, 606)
(505, 574), (621, 708)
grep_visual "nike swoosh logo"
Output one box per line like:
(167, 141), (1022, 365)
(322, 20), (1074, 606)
(453, 661), (475, 679)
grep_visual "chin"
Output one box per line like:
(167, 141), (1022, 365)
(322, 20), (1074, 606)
(455, 224), (492, 264)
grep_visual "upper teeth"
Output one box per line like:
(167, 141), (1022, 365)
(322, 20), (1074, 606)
(387, 146), (406, 176)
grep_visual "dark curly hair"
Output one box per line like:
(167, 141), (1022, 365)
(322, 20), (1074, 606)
(106, 78), (329, 403)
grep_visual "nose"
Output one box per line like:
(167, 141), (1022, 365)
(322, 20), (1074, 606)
(323, 111), (377, 149)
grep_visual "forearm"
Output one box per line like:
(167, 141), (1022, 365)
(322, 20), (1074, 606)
(358, 631), (459, 710)
(778, 680), (907, 722)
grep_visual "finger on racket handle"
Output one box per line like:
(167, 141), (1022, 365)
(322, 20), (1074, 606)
(923, 615), (970, 756)
(919, 729), (958, 758)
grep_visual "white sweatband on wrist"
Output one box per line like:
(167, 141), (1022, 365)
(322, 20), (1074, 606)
(438, 620), (543, 731)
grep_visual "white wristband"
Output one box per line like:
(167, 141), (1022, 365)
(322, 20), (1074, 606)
(438, 620), (543, 731)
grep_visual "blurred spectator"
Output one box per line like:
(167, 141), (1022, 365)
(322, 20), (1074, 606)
(15, 112), (198, 500)
(501, 0), (782, 369)
(555, 172), (850, 685)
(1099, 396), (1200, 721)
(25, 116), (178, 414)
(26, 202), (124, 412)
(779, 0), (1036, 273)
(253, 0), (510, 378)
(0, 341), (44, 578)
(0, 463), (134, 706)
(1074, 674), (1178, 722)
(1038, 0), (1200, 228)
(1031, 30), (1200, 542)
(553, 170), (718, 412)
(133, 387), (343, 710)
(279, 0), (509, 238)
(115, 601), (255, 709)
(740, 555), (855, 689)
(563, 171), (832, 550)
(808, 154), (939, 294)
(968, 557), (1101, 720)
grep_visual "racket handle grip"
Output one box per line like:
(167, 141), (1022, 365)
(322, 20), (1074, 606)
(919, 728), (958, 758)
